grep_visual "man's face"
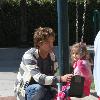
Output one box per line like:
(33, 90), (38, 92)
(39, 36), (54, 53)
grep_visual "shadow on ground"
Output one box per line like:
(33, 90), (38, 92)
(91, 91), (98, 98)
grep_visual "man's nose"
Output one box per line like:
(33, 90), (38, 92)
(50, 43), (53, 47)
(50, 44), (54, 50)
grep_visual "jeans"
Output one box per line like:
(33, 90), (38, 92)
(25, 84), (57, 100)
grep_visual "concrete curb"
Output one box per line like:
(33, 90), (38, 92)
(0, 96), (16, 100)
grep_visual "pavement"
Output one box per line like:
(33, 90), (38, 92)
(0, 47), (98, 100)
(70, 90), (98, 100)
(0, 48), (28, 100)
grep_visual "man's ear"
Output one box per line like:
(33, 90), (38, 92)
(38, 41), (42, 47)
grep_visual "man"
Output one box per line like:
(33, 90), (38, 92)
(14, 27), (73, 100)
(93, 31), (100, 100)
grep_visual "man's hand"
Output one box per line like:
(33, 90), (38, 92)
(60, 74), (73, 82)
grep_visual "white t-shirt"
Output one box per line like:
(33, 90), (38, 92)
(93, 31), (100, 96)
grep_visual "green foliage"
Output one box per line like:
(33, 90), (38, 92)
(33, 0), (55, 4)
(91, 81), (95, 90)
(1, 0), (100, 6)
(0, 0), (57, 47)
(0, 0), (100, 47)
(69, 0), (100, 4)
(2, 0), (99, 6)
(69, 0), (83, 3)
(0, 0), (56, 6)
(1, 0), (20, 6)
(26, 0), (56, 6)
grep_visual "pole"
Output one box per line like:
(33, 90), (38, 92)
(57, 0), (69, 75)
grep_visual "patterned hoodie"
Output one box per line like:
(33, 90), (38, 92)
(14, 48), (59, 99)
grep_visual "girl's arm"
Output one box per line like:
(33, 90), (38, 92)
(76, 60), (90, 78)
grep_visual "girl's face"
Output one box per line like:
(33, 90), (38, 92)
(71, 48), (86, 62)
(72, 52), (80, 62)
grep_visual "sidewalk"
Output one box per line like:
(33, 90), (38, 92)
(71, 90), (98, 100)
(0, 72), (16, 97)
(0, 71), (98, 100)
(0, 48), (26, 100)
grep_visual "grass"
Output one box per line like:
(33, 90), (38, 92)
(91, 81), (95, 90)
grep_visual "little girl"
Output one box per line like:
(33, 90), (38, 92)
(70, 42), (93, 96)
(55, 42), (93, 100)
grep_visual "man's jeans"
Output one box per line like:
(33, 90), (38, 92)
(25, 84), (57, 100)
